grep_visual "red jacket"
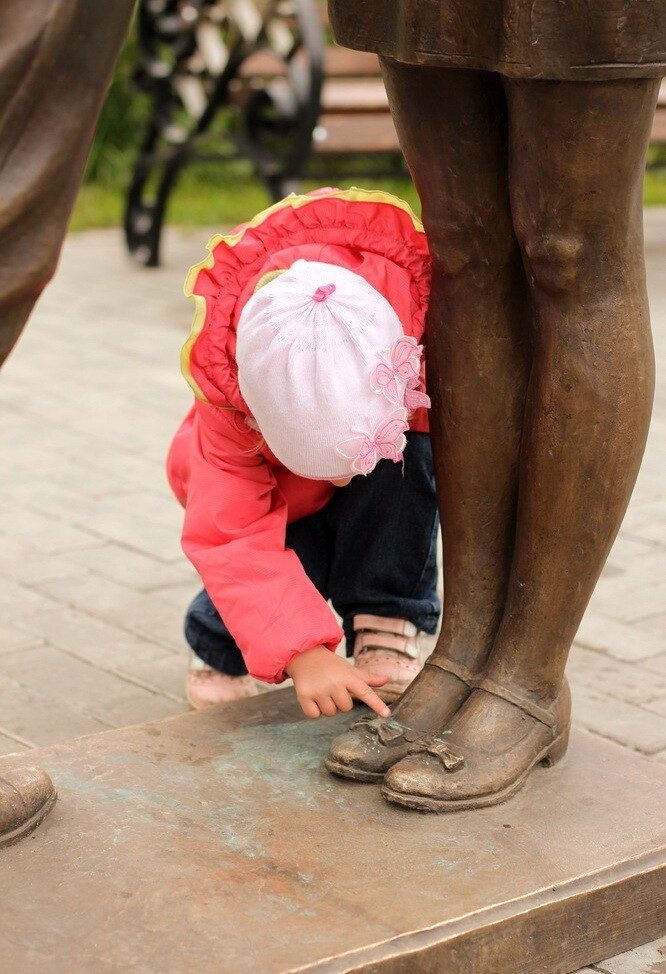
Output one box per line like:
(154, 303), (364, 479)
(167, 188), (431, 683)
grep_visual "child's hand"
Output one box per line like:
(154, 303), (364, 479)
(286, 646), (391, 720)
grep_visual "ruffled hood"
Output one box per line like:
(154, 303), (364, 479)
(181, 187), (431, 411)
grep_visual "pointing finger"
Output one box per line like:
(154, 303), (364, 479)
(349, 680), (390, 718)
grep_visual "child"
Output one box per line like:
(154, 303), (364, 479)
(167, 188), (441, 719)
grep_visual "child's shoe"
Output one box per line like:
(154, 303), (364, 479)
(186, 654), (258, 710)
(352, 615), (423, 703)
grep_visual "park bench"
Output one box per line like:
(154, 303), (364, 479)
(125, 0), (405, 265)
(124, 0), (666, 267)
(238, 45), (403, 183)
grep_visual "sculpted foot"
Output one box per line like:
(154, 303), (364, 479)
(381, 678), (571, 811)
(325, 655), (480, 782)
(0, 766), (57, 847)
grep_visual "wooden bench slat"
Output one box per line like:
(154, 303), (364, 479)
(313, 112), (400, 153)
(321, 78), (389, 112)
(239, 47), (381, 78)
(325, 49), (381, 76)
(314, 111), (666, 153)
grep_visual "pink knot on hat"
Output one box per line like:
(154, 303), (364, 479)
(312, 283), (336, 303)
(236, 259), (429, 480)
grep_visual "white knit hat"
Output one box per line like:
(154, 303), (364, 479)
(236, 259), (429, 480)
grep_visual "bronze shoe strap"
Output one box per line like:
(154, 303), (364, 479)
(426, 655), (481, 688)
(477, 676), (557, 730)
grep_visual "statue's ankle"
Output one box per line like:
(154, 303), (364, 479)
(479, 665), (567, 711)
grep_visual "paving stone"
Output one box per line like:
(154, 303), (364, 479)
(92, 690), (185, 726)
(0, 412), (104, 462)
(32, 573), (186, 651)
(89, 486), (184, 530)
(0, 480), (102, 524)
(0, 732), (30, 757)
(606, 531), (660, 566)
(644, 695), (666, 717)
(592, 936), (666, 974)
(0, 503), (100, 554)
(642, 653), (666, 677)
(574, 612), (666, 662)
(0, 538), (84, 587)
(635, 612), (666, 639)
(572, 684), (666, 754)
(115, 653), (189, 701)
(567, 645), (666, 705)
(80, 447), (183, 496)
(1, 645), (154, 708)
(0, 674), (109, 746)
(623, 521), (666, 547)
(3, 467), (181, 557)
(588, 576), (666, 624)
(0, 621), (45, 655)
(50, 480), (185, 541)
(622, 500), (666, 533)
(0, 578), (64, 619)
(2, 454), (98, 497)
(596, 550), (666, 596)
(57, 541), (196, 593)
(5, 603), (174, 669)
(620, 497), (666, 536)
(0, 646), (184, 730)
(147, 580), (200, 607)
(64, 506), (182, 562)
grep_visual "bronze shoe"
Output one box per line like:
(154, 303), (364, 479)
(382, 678), (571, 812)
(0, 765), (57, 847)
(325, 656), (478, 782)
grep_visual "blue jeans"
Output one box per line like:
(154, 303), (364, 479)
(185, 432), (441, 676)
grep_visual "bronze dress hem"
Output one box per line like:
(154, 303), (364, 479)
(328, 0), (666, 81)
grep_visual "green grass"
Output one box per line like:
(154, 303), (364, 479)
(70, 164), (665, 233)
(644, 168), (666, 206)
(70, 168), (421, 233)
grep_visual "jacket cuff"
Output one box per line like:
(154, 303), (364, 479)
(251, 627), (343, 685)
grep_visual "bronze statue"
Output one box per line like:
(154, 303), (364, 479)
(0, 0), (134, 844)
(327, 2), (664, 810)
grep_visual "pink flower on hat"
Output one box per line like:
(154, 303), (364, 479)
(404, 375), (431, 411)
(336, 408), (409, 476)
(371, 336), (423, 404)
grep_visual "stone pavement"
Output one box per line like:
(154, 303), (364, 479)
(0, 216), (665, 974)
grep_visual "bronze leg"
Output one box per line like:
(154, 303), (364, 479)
(0, 0), (134, 366)
(382, 75), (660, 811)
(326, 63), (534, 781)
(380, 61), (532, 728)
(484, 76), (661, 703)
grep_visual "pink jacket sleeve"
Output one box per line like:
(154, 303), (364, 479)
(180, 404), (343, 683)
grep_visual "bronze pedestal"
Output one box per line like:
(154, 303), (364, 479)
(0, 691), (663, 973)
